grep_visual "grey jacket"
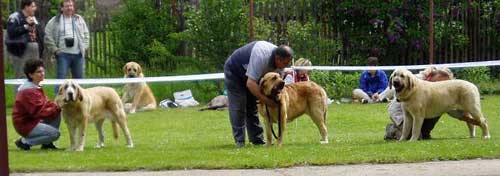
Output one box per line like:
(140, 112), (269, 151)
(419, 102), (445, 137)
(44, 14), (89, 58)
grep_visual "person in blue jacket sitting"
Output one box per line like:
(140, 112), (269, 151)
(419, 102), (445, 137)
(352, 57), (388, 104)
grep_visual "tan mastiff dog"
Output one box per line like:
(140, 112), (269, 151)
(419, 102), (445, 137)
(122, 61), (157, 113)
(258, 72), (329, 146)
(390, 68), (490, 141)
(56, 80), (134, 151)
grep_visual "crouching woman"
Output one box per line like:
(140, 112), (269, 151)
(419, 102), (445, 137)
(13, 59), (62, 150)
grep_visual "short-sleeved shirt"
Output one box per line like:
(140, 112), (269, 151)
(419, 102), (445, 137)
(224, 41), (278, 84)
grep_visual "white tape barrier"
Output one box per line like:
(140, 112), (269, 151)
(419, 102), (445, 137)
(291, 60), (500, 71)
(4, 60), (500, 85)
(4, 73), (224, 85)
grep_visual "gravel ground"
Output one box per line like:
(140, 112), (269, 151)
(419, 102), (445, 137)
(13, 158), (500, 176)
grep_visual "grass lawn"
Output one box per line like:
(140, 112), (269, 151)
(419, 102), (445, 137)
(7, 95), (500, 172)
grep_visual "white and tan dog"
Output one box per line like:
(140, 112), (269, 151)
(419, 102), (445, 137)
(122, 61), (157, 113)
(258, 72), (329, 146)
(56, 80), (134, 151)
(389, 68), (490, 141)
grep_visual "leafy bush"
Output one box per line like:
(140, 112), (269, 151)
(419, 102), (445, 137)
(252, 17), (273, 41)
(110, 0), (179, 67)
(286, 21), (342, 66)
(184, 0), (249, 72)
(310, 71), (361, 99)
(454, 67), (491, 84)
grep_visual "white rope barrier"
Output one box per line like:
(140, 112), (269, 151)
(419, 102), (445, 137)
(4, 73), (225, 85)
(291, 60), (500, 71)
(4, 60), (500, 85)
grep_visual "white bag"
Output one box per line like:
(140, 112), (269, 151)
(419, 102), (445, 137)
(174, 89), (199, 107)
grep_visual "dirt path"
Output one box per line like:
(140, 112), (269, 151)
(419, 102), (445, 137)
(13, 159), (500, 176)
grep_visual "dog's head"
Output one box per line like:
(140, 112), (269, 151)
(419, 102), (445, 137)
(123, 62), (144, 78)
(389, 68), (417, 95)
(259, 72), (285, 98)
(57, 79), (84, 103)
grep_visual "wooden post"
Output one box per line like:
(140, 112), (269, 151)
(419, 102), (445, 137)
(429, 0), (434, 64)
(249, 0), (254, 41)
(0, 7), (11, 175)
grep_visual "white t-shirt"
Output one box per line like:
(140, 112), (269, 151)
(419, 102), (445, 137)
(58, 16), (80, 54)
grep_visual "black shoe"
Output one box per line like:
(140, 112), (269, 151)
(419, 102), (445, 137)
(15, 139), (31, 151)
(251, 140), (265, 145)
(41, 143), (62, 150)
(381, 98), (389, 103)
(235, 142), (245, 148)
(361, 99), (369, 104)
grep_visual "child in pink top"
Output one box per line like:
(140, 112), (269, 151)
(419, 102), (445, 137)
(284, 58), (312, 85)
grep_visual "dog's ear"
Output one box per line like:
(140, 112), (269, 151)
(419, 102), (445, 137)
(77, 87), (84, 102)
(406, 71), (416, 90)
(57, 85), (65, 96)
(137, 64), (143, 75)
(259, 79), (266, 88)
(75, 84), (84, 102)
(123, 64), (128, 76)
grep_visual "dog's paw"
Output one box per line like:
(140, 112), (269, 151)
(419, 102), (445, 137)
(483, 135), (491, 139)
(319, 140), (329, 144)
(129, 109), (136, 114)
(75, 148), (84, 152)
(126, 143), (134, 148)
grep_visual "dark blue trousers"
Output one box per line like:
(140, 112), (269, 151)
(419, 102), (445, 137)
(224, 69), (264, 145)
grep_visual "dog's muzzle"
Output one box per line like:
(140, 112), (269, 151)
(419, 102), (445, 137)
(127, 74), (136, 78)
(392, 80), (404, 92)
(65, 90), (76, 102)
(271, 81), (285, 97)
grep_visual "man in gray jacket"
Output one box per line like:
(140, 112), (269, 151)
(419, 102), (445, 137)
(44, 0), (89, 93)
(224, 41), (293, 148)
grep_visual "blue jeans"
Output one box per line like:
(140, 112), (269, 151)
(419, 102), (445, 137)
(224, 69), (264, 145)
(21, 116), (61, 146)
(55, 52), (84, 94)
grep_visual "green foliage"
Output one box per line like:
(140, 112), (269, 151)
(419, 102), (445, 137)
(1, 0), (11, 18)
(110, 0), (179, 67)
(455, 67), (492, 84)
(311, 71), (361, 99)
(477, 80), (500, 95)
(184, 0), (249, 72)
(287, 21), (342, 66)
(252, 17), (273, 41)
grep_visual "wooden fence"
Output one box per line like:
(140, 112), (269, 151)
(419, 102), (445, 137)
(13, 0), (495, 77)
(253, 0), (499, 66)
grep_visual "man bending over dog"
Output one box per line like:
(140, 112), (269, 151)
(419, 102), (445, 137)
(224, 41), (293, 148)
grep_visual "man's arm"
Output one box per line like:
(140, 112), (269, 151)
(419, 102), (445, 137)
(44, 17), (59, 55)
(377, 71), (389, 93)
(80, 16), (90, 48)
(359, 73), (373, 96)
(247, 78), (277, 107)
(6, 14), (28, 38)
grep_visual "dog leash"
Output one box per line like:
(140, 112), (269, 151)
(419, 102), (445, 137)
(265, 103), (281, 140)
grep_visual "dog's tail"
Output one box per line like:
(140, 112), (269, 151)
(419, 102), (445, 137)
(111, 122), (119, 140)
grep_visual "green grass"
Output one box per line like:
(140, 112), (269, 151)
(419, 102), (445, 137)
(7, 95), (500, 172)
